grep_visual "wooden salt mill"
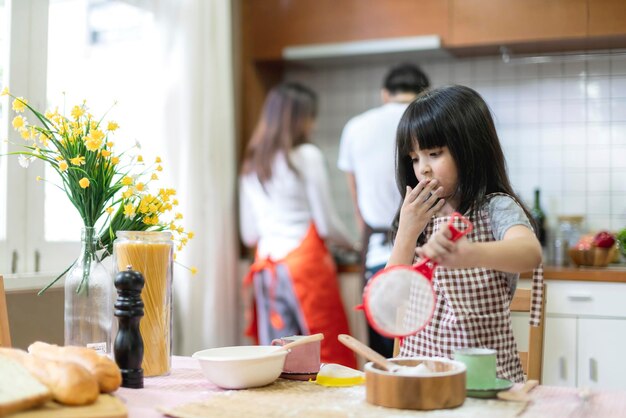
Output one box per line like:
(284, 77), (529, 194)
(114, 265), (145, 388)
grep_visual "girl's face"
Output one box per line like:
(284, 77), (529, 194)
(409, 145), (459, 206)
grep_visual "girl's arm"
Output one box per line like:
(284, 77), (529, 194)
(387, 179), (445, 266)
(417, 225), (542, 273)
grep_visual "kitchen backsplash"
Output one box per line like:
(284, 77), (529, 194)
(285, 52), (626, 240)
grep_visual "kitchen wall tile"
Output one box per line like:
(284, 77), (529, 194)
(612, 123), (626, 145)
(588, 57), (611, 76)
(562, 78), (587, 99)
(564, 61), (587, 77)
(610, 215), (626, 231)
(587, 215), (612, 231)
(586, 77), (611, 99)
(586, 169), (611, 192)
(587, 99), (611, 122)
(588, 124), (611, 146)
(286, 52), (625, 233)
(587, 193), (611, 215)
(611, 76), (626, 98)
(611, 54), (626, 75)
(539, 78), (563, 100)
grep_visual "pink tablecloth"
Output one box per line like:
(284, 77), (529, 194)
(116, 356), (626, 418)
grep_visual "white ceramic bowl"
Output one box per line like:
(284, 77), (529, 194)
(192, 345), (288, 389)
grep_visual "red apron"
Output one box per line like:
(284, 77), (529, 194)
(245, 225), (357, 368)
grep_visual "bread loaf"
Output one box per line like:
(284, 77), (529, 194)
(28, 341), (122, 393)
(0, 347), (99, 406)
(0, 353), (51, 417)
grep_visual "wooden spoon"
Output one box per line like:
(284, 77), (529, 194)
(338, 334), (402, 372)
(497, 379), (539, 402)
(276, 333), (324, 351)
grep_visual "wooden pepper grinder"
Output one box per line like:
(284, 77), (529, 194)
(114, 265), (145, 388)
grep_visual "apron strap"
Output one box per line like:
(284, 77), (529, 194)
(529, 264), (544, 327)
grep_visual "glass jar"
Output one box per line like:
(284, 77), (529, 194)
(113, 231), (173, 376)
(65, 226), (114, 353)
(552, 216), (584, 266)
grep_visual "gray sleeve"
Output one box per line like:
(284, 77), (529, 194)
(488, 195), (534, 241)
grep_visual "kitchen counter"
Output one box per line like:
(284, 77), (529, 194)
(338, 263), (626, 283)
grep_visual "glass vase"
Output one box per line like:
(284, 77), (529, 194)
(64, 226), (114, 354)
(113, 231), (173, 377)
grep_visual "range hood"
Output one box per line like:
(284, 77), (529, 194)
(282, 35), (450, 64)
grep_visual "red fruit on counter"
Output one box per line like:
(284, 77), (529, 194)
(592, 231), (616, 248)
(576, 235), (594, 250)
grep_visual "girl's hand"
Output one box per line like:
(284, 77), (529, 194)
(397, 179), (445, 242)
(415, 227), (474, 268)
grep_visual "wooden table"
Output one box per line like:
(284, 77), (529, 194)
(116, 356), (626, 417)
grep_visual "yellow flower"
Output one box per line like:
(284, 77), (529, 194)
(0, 86), (9, 96)
(190, 267), (198, 275)
(70, 156), (85, 165)
(156, 165), (163, 172)
(137, 155), (144, 163)
(59, 161), (68, 172)
(122, 188), (134, 199)
(188, 232), (195, 239)
(12, 97), (28, 113)
(121, 176), (133, 186)
(106, 142), (114, 148)
(151, 173), (158, 180)
(79, 177), (90, 188)
(36, 176), (43, 182)
(107, 121), (119, 131)
(148, 203), (159, 213)
(111, 157), (120, 165)
(12, 115), (26, 130)
(89, 129), (105, 141)
(85, 137), (103, 152)
(135, 182), (145, 192)
(173, 199), (179, 206)
(123, 203), (135, 218)
(101, 150), (111, 157)
(39, 132), (50, 147)
(175, 213), (183, 220)
(70, 105), (85, 119)
(105, 206), (114, 215)
(155, 156), (162, 163)
(20, 129), (31, 140)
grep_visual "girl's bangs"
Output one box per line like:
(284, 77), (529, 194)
(409, 103), (449, 151)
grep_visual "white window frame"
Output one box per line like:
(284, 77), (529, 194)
(3, 0), (80, 277)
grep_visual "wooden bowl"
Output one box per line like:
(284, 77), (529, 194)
(364, 357), (466, 410)
(569, 245), (617, 267)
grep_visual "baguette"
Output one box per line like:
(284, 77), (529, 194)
(0, 353), (51, 417)
(28, 341), (122, 393)
(0, 347), (99, 406)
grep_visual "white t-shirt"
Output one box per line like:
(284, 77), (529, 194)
(240, 143), (353, 260)
(337, 102), (408, 268)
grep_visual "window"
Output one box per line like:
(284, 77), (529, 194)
(2, 0), (159, 275)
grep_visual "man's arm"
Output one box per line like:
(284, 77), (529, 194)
(346, 172), (364, 234)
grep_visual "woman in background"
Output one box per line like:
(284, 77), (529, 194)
(239, 82), (356, 368)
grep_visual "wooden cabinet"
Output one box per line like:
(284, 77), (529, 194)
(449, 0), (588, 47)
(542, 281), (626, 390)
(588, 0), (626, 37)
(244, 0), (450, 61)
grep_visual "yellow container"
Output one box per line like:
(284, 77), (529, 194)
(114, 231), (173, 376)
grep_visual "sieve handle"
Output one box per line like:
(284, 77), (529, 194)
(412, 212), (473, 278)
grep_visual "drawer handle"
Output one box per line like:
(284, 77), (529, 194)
(589, 358), (598, 382)
(567, 295), (592, 302)
(559, 356), (567, 380)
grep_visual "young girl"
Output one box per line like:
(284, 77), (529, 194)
(239, 82), (356, 368)
(388, 85), (543, 383)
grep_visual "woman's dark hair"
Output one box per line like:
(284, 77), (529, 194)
(392, 85), (536, 240)
(241, 82), (318, 183)
(383, 63), (430, 95)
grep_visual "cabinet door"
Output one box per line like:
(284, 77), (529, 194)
(578, 318), (626, 390)
(543, 316), (577, 387)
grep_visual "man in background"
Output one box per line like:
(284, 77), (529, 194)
(337, 63), (430, 357)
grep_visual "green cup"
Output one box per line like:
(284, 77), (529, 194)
(453, 348), (497, 389)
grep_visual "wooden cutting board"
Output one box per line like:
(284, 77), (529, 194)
(10, 394), (127, 418)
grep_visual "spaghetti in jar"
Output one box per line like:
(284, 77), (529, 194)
(113, 231), (173, 376)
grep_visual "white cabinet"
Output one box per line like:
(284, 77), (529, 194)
(542, 281), (626, 389)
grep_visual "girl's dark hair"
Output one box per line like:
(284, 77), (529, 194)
(392, 85), (536, 240)
(242, 82), (318, 183)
